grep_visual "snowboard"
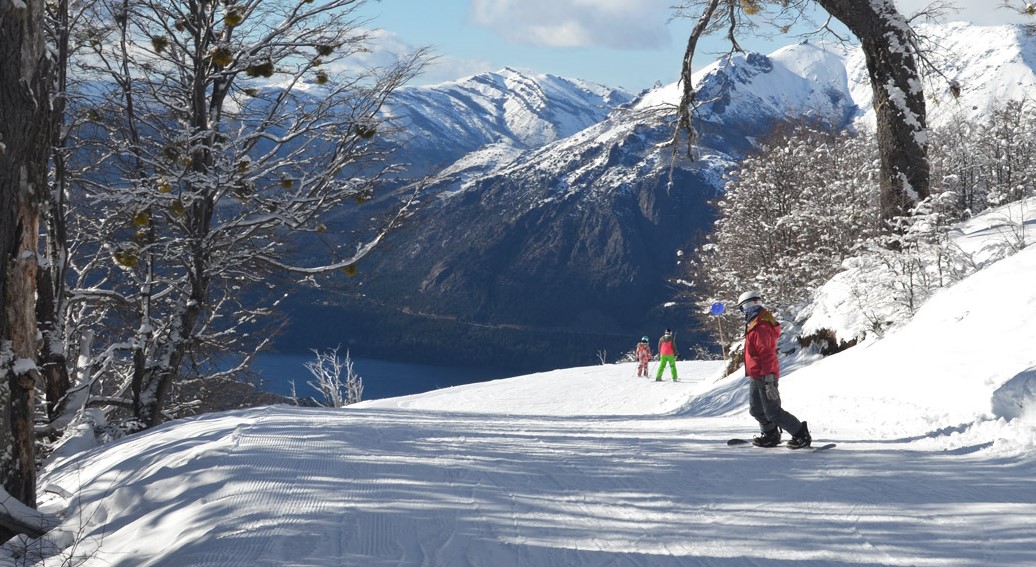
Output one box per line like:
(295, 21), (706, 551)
(727, 438), (835, 452)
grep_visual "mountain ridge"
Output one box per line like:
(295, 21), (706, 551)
(380, 67), (635, 179)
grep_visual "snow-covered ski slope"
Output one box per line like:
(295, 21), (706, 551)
(20, 202), (1036, 565)
(25, 246), (1036, 565)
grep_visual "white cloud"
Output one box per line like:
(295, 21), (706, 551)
(467, 0), (673, 50)
(323, 29), (491, 86)
(420, 55), (496, 85)
(897, 0), (1032, 25)
(320, 28), (413, 76)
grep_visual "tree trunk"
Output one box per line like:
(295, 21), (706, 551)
(133, 295), (203, 427)
(132, 230), (210, 427)
(0, 0), (50, 515)
(817, 0), (930, 224)
(39, 0), (72, 426)
(37, 268), (70, 423)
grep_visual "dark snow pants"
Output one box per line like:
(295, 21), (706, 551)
(748, 377), (803, 435)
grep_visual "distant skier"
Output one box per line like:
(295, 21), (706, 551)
(635, 336), (652, 377)
(655, 329), (679, 382)
(737, 290), (811, 449)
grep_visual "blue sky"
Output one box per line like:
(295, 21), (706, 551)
(355, 0), (1032, 92)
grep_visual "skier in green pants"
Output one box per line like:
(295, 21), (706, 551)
(655, 329), (679, 381)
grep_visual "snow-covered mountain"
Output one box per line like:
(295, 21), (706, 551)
(380, 67), (635, 178)
(17, 198), (1036, 566)
(294, 42), (864, 369)
(847, 22), (1036, 128)
(695, 43), (855, 123)
(286, 22), (1036, 373)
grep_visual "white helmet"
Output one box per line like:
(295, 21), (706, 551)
(737, 290), (763, 307)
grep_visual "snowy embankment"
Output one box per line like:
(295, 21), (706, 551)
(11, 241), (1036, 566)
(786, 234), (1036, 453)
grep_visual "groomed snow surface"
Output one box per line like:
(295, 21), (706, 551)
(10, 238), (1036, 565)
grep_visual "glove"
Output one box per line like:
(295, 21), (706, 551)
(763, 374), (780, 401)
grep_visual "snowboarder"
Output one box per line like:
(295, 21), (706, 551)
(635, 336), (652, 377)
(738, 290), (811, 449)
(655, 329), (679, 382)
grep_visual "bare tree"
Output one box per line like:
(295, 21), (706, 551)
(673, 0), (930, 226)
(54, 0), (426, 429)
(36, 0), (83, 433)
(305, 347), (363, 407)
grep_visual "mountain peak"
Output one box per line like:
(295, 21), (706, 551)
(383, 67), (634, 177)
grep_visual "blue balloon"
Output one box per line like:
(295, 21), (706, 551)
(710, 302), (725, 316)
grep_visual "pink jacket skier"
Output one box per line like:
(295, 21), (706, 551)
(635, 336), (652, 377)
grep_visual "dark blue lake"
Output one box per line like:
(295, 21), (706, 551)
(250, 353), (515, 401)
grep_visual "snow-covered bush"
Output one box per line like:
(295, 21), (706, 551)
(930, 100), (1036, 219)
(305, 347), (364, 408)
(688, 126), (880, 332)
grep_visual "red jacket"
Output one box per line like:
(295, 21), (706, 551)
(658, 336), (677, 357)
(744, 309), (780, 379)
